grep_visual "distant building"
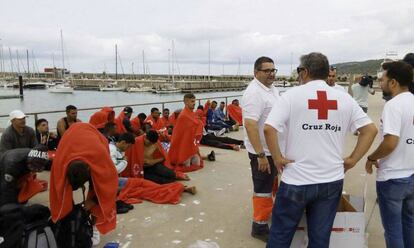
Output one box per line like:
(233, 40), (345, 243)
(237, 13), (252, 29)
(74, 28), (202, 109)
(44, 67), (70, 78)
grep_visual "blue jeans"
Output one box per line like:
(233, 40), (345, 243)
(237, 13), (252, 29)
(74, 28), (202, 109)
(377, 174), (414, 248)
(267, 179), (343, 248)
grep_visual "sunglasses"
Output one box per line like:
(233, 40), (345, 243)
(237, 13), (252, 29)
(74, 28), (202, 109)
(297, 66), (306, 74)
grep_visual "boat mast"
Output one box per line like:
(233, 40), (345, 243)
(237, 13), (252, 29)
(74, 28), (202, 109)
(142, 50), (145, 77)
(8, 47), (14, 77)
(171, 40), (175, 84)
(115, 44), (118, 80)
(16, 50), (21, 75)
(208, 40), (211, 82)
(60, 30), (65, 79)
(26, 49), (30, 78)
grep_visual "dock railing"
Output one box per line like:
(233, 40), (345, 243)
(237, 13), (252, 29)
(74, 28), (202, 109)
(0, 94), (243, 130)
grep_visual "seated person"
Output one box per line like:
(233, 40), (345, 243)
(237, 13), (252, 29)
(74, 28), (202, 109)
(101, 122), (118, 143)
(214, 101), (238, 130)
(145, 107), (169, 142)
(168, 109), (181, 129)
(108, 132), (135, 214)
(115, 106), (134, 134)
(0, 145), (50, 206)
(49, 123), (119, 246)
(0, 110), (37, 154)
(168, 94), (206, 172)
(89, 106), (115, 131)
(160, 108), (171, 128)
(207, 101), (233, 131)
(143, 131), (190, 184)
(227, 99), (243, 126)
(57, 105), (81, 139)
(130, 113), (147, 135)
(35, 118), (59, 150)
(197, 105), (224, 132)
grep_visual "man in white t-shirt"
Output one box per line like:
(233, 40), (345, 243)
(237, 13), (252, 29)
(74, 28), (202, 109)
(365, 61), (414, 248)
(241, 56), (280, 242)
(264, 52), (377, 248)
(327, 66), (347, 93)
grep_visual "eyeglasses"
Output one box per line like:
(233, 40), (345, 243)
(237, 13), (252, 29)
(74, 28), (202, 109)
(297, 66), (305, 74)
(258, 68), (278, 74)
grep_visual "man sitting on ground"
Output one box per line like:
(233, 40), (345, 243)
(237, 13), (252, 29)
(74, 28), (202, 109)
(214, 101), (238, 129)
(102, 122), (118, 143)
(0, 110), (37, 154)
(115, 106), (134, 134)
(109, 132), (135, 214)
(57, 105), (81, 139)
(35, 118), (59, 151)
(145, 107), (170, 142)
(227, 99), (243, 126)
(143, 131), (189, 184)
(130, 113), (147, 135)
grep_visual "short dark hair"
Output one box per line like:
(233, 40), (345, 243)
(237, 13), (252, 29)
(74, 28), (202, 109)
(117, 132), (135, 144)
(66, 105), (77, 113)
(35, 118), (48, 127)
(254, 57), (274, 71)
(300, 52), (330, 80)
(232, 99), (239, 104)
(67, 160), (90, 190)
(402, 53), (414, 68)
(138, 113), (147, 121)
(146, 130), (159, 143)
(163, 108), (169, 113)
(382, 61), (414, 87)
(184, 93), (195, 100)
(197, 105), (204, 110)
(212, 100), (217, 105)
(104, 122), (116, 131)
(151, 107), (159, 113)
(220, 101), (225, 105)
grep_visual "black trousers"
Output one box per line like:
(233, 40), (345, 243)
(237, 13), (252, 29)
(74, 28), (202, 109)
(248, 152), (276, 194)
(200, 134), (243, 150)
(143, 163), (176, 184)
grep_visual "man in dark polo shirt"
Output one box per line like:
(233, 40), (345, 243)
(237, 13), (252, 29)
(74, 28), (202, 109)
(0, 110), (37, 155)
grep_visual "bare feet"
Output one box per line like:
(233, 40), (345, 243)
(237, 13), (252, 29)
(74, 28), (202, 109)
(232, 145), (240, 151)
(184, 186), (197, 195)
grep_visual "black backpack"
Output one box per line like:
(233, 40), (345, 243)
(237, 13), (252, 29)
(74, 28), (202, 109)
(21, 204), (57, 248)
(52, 203), (93, 248)
(0, 204), (57, 248)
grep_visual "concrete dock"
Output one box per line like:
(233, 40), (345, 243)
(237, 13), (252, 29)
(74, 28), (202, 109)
(30, 92), (387, 248)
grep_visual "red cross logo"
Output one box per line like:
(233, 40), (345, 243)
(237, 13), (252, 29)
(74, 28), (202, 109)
(308, 91), (338, 120)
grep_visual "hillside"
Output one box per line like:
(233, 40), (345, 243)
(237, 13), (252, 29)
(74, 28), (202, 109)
(332, 59), (382, 75)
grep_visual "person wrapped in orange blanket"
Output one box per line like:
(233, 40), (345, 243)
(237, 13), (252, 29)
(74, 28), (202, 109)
(130, 113), (147, 136)
(49, 123), (118, 235)
(168, 93), (209, 172)
(145, 107), (170, 142)
(89, 107), (115, 130)
(227, 99), (243, 126)
(111, 132), (195, 206)
(114, 106), (134, 134)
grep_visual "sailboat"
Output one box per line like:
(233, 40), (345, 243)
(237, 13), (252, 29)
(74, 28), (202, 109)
(49, 30), (74, 94)
(154, 41), (181, 94)
(100, 44), (125, 92)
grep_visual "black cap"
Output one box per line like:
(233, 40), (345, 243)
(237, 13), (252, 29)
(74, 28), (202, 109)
(123, 106), (133, 114)
(27, 145), (50, 171)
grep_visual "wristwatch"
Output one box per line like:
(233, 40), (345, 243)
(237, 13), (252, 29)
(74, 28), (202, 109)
(258, 152), (266, 158)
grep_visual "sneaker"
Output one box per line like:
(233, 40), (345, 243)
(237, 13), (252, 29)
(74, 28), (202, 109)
(217, 128), (226, 136)
(116, 200), (131, 214)
(207, 151), (216, 161)
(92, 226), (101, 246)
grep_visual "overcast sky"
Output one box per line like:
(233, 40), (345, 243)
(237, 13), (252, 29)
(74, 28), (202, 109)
(0, 0), (413, 76)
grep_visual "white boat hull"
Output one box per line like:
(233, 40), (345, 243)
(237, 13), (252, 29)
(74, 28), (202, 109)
(127, 87), (153, 92)
(100, 87), (124, 91)
(49, 87), (74, 94)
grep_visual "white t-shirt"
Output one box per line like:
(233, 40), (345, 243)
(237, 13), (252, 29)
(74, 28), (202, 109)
(351, 84), (374, 108)
(265, 80), (372, 185)
(109, 143), (127, 174)
(333, 83), (347, 93)
(242, 78), (280, 155)
(377, 92), (414, 181)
